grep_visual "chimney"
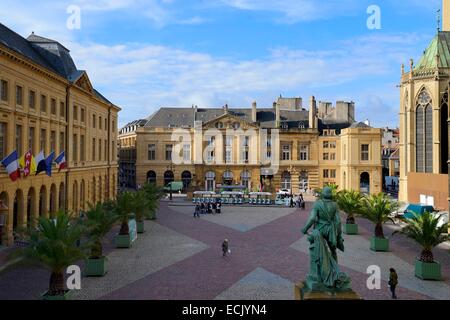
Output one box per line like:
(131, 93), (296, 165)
(444, 0), (450, 31)
(309, 96), (317, 129)
(274, 102), (280, 127)
(224, 104), (229, 113)
(252, 101), (257, 122)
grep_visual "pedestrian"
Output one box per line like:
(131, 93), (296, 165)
(200, 202), (205, 214)
(217, 201), (222, 214)
(194, 203), (200, 218)
(290, 196), (294, 208)
(300, 193), (305, 210)
(222, 239), (229, 257)
(388, 268), (398, 299)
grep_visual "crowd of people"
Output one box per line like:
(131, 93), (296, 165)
(194, 200), (222, 218)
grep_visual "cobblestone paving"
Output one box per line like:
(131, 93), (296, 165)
(0, 201), (448, 300)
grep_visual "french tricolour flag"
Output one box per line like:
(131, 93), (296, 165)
(55, 151), (66, 172)
(1, 150), (21, 181)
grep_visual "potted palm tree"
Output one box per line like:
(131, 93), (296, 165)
(336, 190), (362, 235)
(20, 210), (87, 300)
(113, 192), (136, 248)
(83, 202), (117, 276)
(131, 190), (150, 233)
(142, 183), (164, 220)
(394, 211), (449, 280)
(359, 193), (399, 252)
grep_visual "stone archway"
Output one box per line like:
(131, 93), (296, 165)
(49, 184), (57, 218)
(13, 189), (24, 230)
(164, 171), (174, 186)
(59, 183), (65, 211)
(26, 187), (36, 227)
(360, 172), (370, 194)
(181, 171), (192, 190)
(39, 186), (47, 218)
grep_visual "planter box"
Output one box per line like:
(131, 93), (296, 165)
(343, 224), (358, 235)
(370, 236), (389, 252)
(42, 290), (72, 300)
(137, 221), (145, 234)
(415, 260), (441, 280)
(85, 257), (107, 277)
(115, 234), (132, 248)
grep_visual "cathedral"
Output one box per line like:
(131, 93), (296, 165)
(399, 0), (450, 214)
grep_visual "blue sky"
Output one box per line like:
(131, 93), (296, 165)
(0, 0), (443, 127)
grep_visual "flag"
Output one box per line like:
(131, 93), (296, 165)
(35, 150), (46, 176)
(1, 150), (20, 181)
(18, 150), (36, 177)
(55, 151), (66, 172)
(45, 152), (55, 177)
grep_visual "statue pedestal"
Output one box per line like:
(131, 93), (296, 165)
(295, 282), (362, 300)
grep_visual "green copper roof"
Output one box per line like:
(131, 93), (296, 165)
(415, 31), (450, 69)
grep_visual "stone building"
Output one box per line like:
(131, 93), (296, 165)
(398, 0), (450, 212)
(0, 24), (120, 246)
(119, 96), (382, 195)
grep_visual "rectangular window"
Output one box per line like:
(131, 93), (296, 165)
(112, 140), (115, 160)
(28, 127), (35, 153)
(226, 150), (232, 163)
(16, 125), (22, 155)
(329, 141), (336, 148)
(99, 139), (102, 161)
(99, 116), (102, 130)
(242, 149), (249, 163)
(330, 153), (336, 161)
(165, 144), (172, 161)
(92, 115), (96, 128)
(1, 80), (8, 102)
(40, 94), (47, 113)
(73, 105), (78, 120)
(244, 136), (250, 147)
(60, 132), (65, 154)
(330, 169), (336, 179)
(92, 138), (96, 161)
(73, 134), (78, 162)
(112, 120), (115, 132)
(81, 108), (85, 122)
(0, 123), (6, 160)
(40, 129), (46, 152)
(51, 98), (56, 115)
(361, 144), (369, 161)
(60, 102), (65, 118)
(148, 144), (156, 160)
(323, 141), (329, 149)
(105, 118), (107, 131)
(50, 131), (56, 152)
(323, 153), (329, 161)
(16, 86), (23, 106)
(299, 145), (308, 161)
(323, 169), (329, 178)
(104, 139), (107, 161)
(29, 90), (36, 109)
(183, 144), (191, 162)
(80, 135), (85, 161)
(282, 144), (291, 161)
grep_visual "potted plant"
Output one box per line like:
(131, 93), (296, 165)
(113, 192), (135, 248)
(20, 210), (87, 300)
(142, 183), (164, 220)
(336, 190), (362, 235)
(131, 190), (150, 233)
(394, 211), (449, 280)
(359, 193), (399, 252)
(83, 202), (117, 276)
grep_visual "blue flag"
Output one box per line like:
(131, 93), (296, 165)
(45, 152), (55, 177)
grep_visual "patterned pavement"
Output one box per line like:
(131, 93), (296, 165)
(0, 201), (449, 300)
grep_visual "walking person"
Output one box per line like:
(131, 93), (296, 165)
(290, 196), (294, 208)
(217, 201), (222, 214)
(299, 193), (305, 210)
(194, 203), (200, 218)
(200, 202), (205, 215)
(388, 268), (398, 299)
(222, 239), (229, 257)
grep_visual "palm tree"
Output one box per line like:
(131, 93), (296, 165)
(84, 202), (117, 259)
(315, 184), (339, 200)
(21, 210), (87, 297)
(359, 193), (399, 238)
(336, 190), (362, 224)
(113, 191), (135, 235)
(141, 182), (164, 220)
(394, 211), (449, 263)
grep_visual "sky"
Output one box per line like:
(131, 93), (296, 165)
(0, 0), (444, 128)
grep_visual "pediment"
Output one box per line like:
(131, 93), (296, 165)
(74, 72), (94, 93)
(203, 113), (258, 130)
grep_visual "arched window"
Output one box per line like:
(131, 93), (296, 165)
(181, 171), (192, 189)
(59, 183), (65, 211)
(39, 186), (47, 218)
(147, 170), (157, 184)
(360, 172), (370, 194)
(27, 187), (36, 227)
(164, 171), (174, 186)
(416, 89), (432, 173)
(281, 171), (291, 191)
(223, 171), (233, 185)
(49, 184), (57, 217)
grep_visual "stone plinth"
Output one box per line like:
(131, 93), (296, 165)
(295, 282), (362, 300)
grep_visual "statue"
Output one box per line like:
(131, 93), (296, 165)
(300, 186), (352, 293)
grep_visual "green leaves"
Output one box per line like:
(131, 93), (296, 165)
(359, 193), (399, 225)
(394, 211), (449, 259)
(84, 202), (117, 258)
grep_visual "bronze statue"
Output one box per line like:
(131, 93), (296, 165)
(301, 186), (351, 292)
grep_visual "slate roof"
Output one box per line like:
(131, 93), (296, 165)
(415, 31), (450, 69)
(0, 23), (113, 105)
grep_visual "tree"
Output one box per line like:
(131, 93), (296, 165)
(113, 192), (135, 235)
(20, 211), (87, 296)
(394, 211), (449, 263)
(130, 190), (150, 223)
(141, 183), (164, 220)
(359, 193), (399, 238)
(336, 190), (363, 224)
(84, 202), (117, 258)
